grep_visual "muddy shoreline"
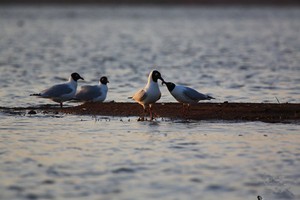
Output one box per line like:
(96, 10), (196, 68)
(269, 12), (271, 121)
(2, 102), (300, 123)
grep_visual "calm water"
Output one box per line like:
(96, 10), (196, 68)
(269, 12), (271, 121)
(0, 5), (300, 200)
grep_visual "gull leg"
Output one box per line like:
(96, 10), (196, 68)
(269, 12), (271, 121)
(182, 104), (187, 118)
(138, 106), (147, 121)
(149, 107), (153, 120)
(182, 104), (186, 117)
(186, 104), (191, 118)
(149, 104), (159, 120)
(60, 102), (63, 108)
(182, 104), (190, 119)
(187, 104), (190, 115)
(142, 107), (147, 121)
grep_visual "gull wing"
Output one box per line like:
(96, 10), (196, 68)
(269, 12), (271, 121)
(41, 84), (73, 98)
(132, 89), (147, 102)
(75, 85), (102, 101)
(183, 87), (208, 101)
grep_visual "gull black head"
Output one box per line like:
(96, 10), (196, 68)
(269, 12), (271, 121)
(100, 76), (109, 85)
(162, 81), (176, 92)
(151, 70), (164, 83)
(71, 72), (84, 81)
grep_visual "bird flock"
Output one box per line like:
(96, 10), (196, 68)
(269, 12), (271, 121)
(31, 70), (214, 119)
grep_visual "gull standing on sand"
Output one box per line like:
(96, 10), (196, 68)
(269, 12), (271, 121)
(30, 72), (84, 108)
(162, 81), (214, 115)
(74, 76), (109, 102)
(131, 70), (165, 120)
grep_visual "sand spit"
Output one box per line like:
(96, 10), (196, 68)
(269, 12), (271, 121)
(2, 102), (299, 123)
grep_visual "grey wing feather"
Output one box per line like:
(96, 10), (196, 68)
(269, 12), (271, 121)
(41, 84), (72, 97)
(183, 87), (209, 101)
(133, 89), (147, 102)
(75, 85), (102, 101)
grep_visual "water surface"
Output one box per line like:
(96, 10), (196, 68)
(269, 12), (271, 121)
(0, 6), (300, 200)
(0, 6), (300, 107)
(1, 114), (300, 200)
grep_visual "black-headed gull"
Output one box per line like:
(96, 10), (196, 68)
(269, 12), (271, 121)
(74, 76), (109, 102)
(30, 72), (84, 108)
(131, 70), (165, 120)
(162, 81), (214, 115)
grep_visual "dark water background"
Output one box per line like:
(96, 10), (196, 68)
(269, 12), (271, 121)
(0, 6), (300, 200)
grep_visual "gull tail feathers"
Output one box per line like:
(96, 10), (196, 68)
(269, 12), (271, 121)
(30, 93), (41, 96)
(207, 95), (215, 100)
(70, 97), (81, 102)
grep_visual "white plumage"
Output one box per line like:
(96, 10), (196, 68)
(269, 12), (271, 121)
(131, 70), (165, 120)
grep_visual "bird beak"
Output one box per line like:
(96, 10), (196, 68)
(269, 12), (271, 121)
(158, 76), (165, 84)
(80, 76), (84, 80)
(160, 77), (165, 84)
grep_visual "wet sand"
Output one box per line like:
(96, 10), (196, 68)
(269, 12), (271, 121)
(3, 102), (300, 123)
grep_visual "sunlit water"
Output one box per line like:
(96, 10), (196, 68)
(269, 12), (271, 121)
(0, 6), (300, 200)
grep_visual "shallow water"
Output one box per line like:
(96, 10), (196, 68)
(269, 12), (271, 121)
(1, 114), (300, 200)
(0, 5), (300, 200)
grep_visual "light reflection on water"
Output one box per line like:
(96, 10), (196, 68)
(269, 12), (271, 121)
(0, 5), (300, 200)
(0, 114), (300, 200)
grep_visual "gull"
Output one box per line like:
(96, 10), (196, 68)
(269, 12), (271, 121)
(131, 70), (165, 120)
(162, 81), (214, 115)
(74, 76), (109, 102)
(30, 72), (84, 108)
